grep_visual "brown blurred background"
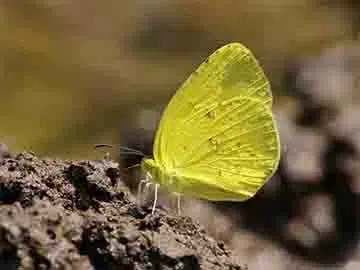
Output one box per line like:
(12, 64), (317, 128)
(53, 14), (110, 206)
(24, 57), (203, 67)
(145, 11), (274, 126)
(2, 0), (360, 269)
(0, 0), (356, 158)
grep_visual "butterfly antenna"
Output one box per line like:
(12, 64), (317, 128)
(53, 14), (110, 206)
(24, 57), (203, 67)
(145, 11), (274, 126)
(94, 144), (113, 160)
(123, 163), (142, 171)
(94, 144), (113, 149)
(118, 146), (146, 157)
(94, 144), (146, 157)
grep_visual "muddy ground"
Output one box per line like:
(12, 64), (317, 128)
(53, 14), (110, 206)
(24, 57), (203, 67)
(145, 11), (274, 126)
(0, 148), (245, 270)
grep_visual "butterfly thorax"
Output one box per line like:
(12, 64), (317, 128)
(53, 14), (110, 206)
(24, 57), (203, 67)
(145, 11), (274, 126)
(142, 158), (179, 191)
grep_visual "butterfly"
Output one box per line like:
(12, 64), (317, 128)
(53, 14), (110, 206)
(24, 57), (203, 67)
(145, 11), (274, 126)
(140, 43), (280, 214)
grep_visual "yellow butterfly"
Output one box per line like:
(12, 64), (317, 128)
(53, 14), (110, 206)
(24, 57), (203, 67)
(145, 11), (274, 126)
(140, 43), (280, 214)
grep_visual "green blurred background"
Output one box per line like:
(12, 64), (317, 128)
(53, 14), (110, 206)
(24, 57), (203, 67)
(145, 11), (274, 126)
(1, 0), (356, 159)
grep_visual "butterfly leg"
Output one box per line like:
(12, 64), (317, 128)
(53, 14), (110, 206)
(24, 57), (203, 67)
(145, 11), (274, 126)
(137, 179), (147, 203)
(143, 182), (153, 199)
(137, 172), (152, 204)
(177, 193), (182, 215)
(152, 183), (160, 214)
(172, 192), (182, 215)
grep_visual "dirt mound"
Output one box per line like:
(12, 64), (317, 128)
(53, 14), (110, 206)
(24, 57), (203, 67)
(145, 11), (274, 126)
(0, 151), (244, 269)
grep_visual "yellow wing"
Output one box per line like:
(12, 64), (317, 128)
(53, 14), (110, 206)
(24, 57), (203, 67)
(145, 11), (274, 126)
(153, 43), (280, 200)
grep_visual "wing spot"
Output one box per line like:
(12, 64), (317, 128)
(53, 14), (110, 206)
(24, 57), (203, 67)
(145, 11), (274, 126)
(206, 111), (216, 119)
(209, 137), (217, 145)
(209, 137), (219, 150)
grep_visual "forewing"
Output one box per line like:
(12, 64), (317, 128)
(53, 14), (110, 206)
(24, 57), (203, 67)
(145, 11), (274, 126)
(153, 43), (280, 199)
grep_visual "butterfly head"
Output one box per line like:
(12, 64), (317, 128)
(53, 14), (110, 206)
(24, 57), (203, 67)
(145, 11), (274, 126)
(142, 157), (176, 188)
(142, 158), (160, 182)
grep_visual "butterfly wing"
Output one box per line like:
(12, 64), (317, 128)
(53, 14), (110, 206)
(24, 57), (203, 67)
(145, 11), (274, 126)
(153, 43), (280, 200)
